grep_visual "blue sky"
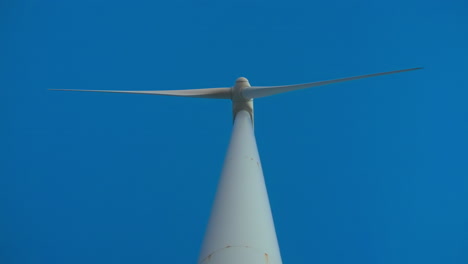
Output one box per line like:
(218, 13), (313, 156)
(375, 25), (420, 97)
(1, 0), (467, 263)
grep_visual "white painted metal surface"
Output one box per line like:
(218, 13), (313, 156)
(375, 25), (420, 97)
(51, 67), (422, 264)
(198, 110), (282, 264)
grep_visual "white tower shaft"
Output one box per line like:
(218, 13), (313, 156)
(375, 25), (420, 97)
(198, 110), (282, 264)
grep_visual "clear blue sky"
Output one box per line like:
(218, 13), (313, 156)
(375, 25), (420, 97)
(1, 0), (467, 263)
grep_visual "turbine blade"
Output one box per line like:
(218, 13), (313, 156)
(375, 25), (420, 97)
(243, 67), (423, 99)
(49, 87), (232, 99)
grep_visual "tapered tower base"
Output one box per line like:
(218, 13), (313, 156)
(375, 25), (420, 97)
(198, 110), (282, 264)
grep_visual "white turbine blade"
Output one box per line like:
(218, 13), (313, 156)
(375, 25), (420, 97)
(243, 67), (423, 99)
(49, 87), (232, 99)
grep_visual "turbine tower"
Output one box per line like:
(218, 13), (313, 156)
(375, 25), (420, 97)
(51, 67), (421, 264)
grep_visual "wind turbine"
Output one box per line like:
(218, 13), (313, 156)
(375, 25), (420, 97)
(51, 67), (422, 264)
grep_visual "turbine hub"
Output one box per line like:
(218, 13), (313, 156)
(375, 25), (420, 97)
(232, 77), (253, 122)
(236, 77), (248, 83)
(232, 77), (251, 98)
